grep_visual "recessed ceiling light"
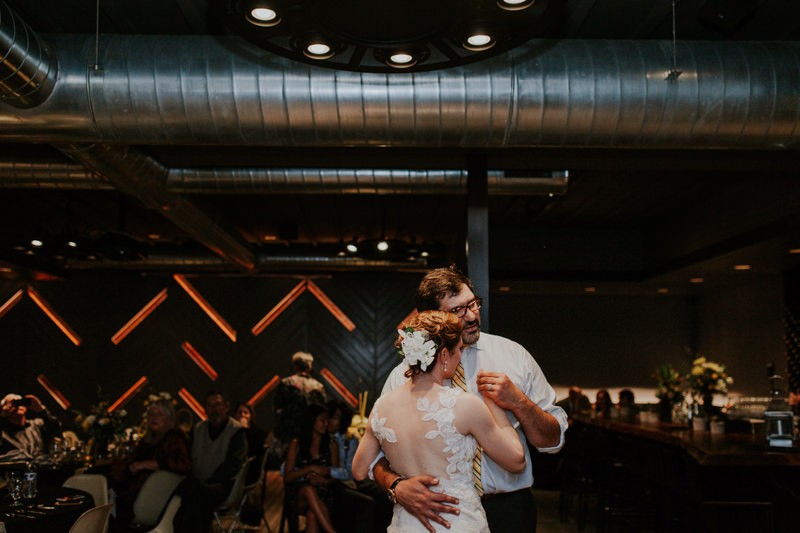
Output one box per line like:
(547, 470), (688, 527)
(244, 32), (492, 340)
(464, 34), (495, 52)
(387, 52), (416, 68)
(734, 264), (751, 271)
(498, 0), (535, 12)
(420, 251), (429, 258)
(248, 7), (280, 27)
(304, 42), (334, 59)
(66, 240), (78, 248)
(689, 277), (704, 284)
(346, 242), (358, 253)
(31, 239), (43, 248)
(376, 240), (389, 252)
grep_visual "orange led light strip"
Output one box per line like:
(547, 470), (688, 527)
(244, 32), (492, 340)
(173, 274), (237, 342)
(320, 368), (358, 408)
(0, 289), (24, 320)
(248, 375), (280, 407)
(306, 280), (356, 332)
(397, 308), (418, 330)
(181, 341), (219, 381)
(36, 374), (71, 410)
(251, 280), (307, 336)
(108, 376), (148, 413)
(179, 388), (207, 421)
(111, 288), (168, 345)
(26, 286), (82, 346)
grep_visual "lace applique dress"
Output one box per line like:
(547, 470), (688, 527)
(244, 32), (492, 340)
(371, 387), (489, 532)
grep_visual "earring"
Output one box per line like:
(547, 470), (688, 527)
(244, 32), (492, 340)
(444, 359), (448, 372)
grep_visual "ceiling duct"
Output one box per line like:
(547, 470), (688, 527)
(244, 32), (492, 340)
(0, 1), (56, 108)
(0, 33), (798, 148)
(0, 161), (568, 195)
(55, 143), (257, 273)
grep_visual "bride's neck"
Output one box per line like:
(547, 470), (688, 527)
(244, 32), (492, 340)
(411, 368), (444, 389)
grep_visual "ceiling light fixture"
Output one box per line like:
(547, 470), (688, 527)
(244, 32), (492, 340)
(689, 277), (704, 284)
(31, 239), (43, 248)
(247, 4), (281, 27)
(497, 0), (535, 11)
(734, 264), (751, 271)
(346, 241), (358, 253)
(224, 0), (549, 73)
(463, 33), (495, 51)
(377, 240), (389, 252)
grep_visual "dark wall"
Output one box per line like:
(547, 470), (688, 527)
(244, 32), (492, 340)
(0, 272), (418, 433)
(492, 292), (696, 391)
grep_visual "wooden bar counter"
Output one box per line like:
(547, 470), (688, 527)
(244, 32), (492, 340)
(562, 416), (800, 532)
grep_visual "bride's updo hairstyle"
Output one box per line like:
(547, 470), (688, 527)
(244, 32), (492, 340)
(398, 310), (462, 378)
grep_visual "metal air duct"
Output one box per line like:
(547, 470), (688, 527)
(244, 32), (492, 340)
(0, 35), (799, 149)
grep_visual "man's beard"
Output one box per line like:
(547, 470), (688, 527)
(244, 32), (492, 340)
(462, 320), (481, 346)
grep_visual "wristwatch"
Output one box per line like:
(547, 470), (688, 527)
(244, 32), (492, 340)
(387, 476), (405, 504)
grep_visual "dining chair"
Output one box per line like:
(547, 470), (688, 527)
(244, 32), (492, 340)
(130, 470), (186, 530)
(213, 456), (254, 533)
(135, 494), (182, 533)
(67, 503), (114, 533)
(242, 445), (272, 531)
(62, 473), (110, 506)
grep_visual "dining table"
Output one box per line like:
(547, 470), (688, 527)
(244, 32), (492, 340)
(1, 484), (93, 533)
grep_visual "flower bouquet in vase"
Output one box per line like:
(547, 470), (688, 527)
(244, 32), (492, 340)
(690, 356), (733, 418)
(653, 363), (684, 422)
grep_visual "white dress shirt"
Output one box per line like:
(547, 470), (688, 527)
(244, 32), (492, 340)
(381, 332), (568, 494)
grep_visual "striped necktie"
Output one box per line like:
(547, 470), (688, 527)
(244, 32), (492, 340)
(452, 362), (484, 496)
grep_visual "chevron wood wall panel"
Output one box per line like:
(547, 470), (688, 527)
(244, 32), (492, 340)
(0, 272), (420, 434)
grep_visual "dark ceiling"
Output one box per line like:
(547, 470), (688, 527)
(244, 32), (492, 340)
(2, 0), (800, 294)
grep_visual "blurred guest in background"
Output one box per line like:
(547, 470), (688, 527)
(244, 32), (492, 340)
(0, 393), (61, 461)
(327, 399), (380, 533)
(556, 386), (592, 420)
(283, 402), (338, 533)
(234, 401), (268, 527)
(273, 351), (327, 461)
(109, 398), (191, 528)
(174, 390), (248, 533)
(594, 389), (613, 419)
(617, 388), (639, 420)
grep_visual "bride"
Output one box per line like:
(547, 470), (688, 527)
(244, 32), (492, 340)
(353, 311), (525, 532)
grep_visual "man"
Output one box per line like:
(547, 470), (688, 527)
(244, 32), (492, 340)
(556, 386), (592, 420)
(0, 393), (61, 461)
(174, 390), (248, 533)
(374, 266), (568, 532)
(272, 351), (327, 461)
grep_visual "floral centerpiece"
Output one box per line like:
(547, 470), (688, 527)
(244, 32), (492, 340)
(653, 363), (684, 422)
(73, 390), (129, 458)
(690, 356), (733, 415)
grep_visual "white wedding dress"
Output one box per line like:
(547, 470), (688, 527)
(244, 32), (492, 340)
(371, 386), (489, 532)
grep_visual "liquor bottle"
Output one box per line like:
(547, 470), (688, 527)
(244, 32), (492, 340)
(22, 460), (38, 499)
(764, 363), (793, 447)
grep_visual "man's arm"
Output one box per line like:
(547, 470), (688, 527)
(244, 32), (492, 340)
(373, 457), (460, 533)
(477, 371), (563, 449)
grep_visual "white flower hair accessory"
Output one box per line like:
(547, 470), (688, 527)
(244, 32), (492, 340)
(398, 327), (438, 371)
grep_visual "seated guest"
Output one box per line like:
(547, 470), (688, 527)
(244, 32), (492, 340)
(173, 390), (248, 533)
(233, 401), (268, 526)
(233, 402), (267, 484)
(556, 386), (592, 420)
(283, 403), (338, 533)
(594, 389), (612, 419)
(0, 393), (61, 461)
(617, 388), (639, 419)
(109, 398), (191, 529)
(327, 400), (383, 533)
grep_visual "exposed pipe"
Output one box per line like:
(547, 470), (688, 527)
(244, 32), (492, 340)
(0, 160), (568, 195)
(0, 1), (57, 108)
(0, 35), (799, 148)
(55, 143), (257, 273)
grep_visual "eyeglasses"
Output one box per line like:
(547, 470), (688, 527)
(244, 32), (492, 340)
(449, 298), (482, 318)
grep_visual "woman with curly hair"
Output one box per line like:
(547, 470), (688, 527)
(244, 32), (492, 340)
(353, 310), (525, 532)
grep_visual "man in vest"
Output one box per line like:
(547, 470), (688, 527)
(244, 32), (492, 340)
(174, 390), (248, 533)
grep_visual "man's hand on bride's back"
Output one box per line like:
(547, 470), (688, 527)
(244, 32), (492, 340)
(396, 475), (460, 532)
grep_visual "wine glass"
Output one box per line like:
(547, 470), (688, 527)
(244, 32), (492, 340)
(6, 471), (23, 507)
